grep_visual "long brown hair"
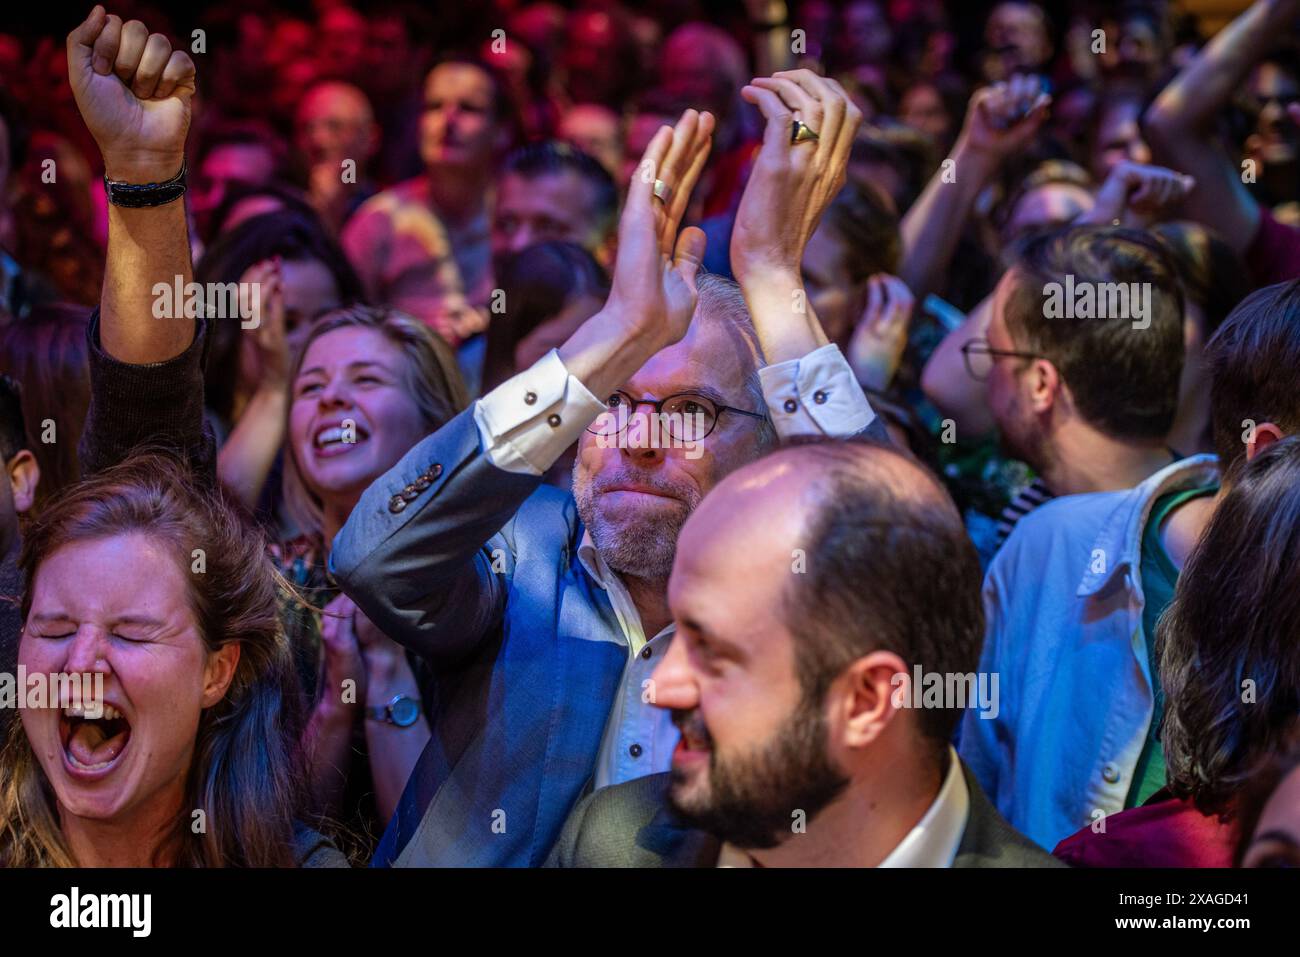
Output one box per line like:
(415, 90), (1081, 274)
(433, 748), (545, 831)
(1159, 436), (1300, 817)
(283, 305), (469, 549)
(0, 452), (306, 866)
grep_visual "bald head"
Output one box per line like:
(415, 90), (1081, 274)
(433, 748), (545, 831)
(670, 439), (983, 752)
(295, 81), (377, 168)
(680, 439), (961, 553)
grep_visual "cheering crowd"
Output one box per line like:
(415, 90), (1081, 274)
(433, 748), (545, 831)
(0, 0), (1298, 869)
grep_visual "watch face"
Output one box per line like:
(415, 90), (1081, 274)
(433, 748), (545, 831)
(389, 695), (421, 727)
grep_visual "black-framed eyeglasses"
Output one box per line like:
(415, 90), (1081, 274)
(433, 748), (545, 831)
(586, 391), (768, 442)
(960, 338), (1043, 382)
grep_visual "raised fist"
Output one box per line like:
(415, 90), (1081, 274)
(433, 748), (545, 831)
(66, 5), (196, 183)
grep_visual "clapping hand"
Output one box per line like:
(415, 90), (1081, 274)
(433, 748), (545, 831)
(731, 70), (864, 286)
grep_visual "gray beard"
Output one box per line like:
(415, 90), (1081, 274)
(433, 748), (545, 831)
(572, 461), (697, 580)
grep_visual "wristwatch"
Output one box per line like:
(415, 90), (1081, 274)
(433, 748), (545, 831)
(366, 693), (422, 727)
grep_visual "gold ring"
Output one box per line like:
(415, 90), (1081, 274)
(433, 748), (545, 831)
(652, 179), (673, 204)
(791, 120), (820, 144)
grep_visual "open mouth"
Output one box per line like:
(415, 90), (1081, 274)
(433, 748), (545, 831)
(678, 725), (711, 753)
(59, 703), (132, 776)
(313, 422), (370, 457)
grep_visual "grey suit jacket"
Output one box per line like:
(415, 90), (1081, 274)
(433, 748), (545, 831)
(545, 762), (1067, 867)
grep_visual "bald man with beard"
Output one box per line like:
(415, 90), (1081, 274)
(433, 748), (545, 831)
(547, 440), (1061, 868)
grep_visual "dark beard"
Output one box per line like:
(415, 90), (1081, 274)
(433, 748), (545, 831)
(668, 696), (849, 851)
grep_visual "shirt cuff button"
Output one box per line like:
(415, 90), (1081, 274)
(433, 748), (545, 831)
(524, 391), (538, 405)
(782, 398), (798, 414)
(547, 413), (562, 427)
(813, 390), (828, 405)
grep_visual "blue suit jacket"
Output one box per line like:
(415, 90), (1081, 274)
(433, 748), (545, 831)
(330, 408), (629, 866)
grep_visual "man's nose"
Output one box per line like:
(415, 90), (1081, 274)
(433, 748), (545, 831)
(648, 634), (698, 712)
(620, 401), (667, 462)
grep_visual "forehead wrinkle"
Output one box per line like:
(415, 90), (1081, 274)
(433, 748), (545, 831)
(627, 319), (755, 404)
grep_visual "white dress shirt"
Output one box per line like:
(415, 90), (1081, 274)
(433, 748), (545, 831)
(717, 747), (971, 867)
(474, 343), (877, 789)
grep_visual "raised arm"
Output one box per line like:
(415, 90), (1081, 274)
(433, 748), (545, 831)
(729, 69), (861, 362)
(920, 293), (997, 439)
(332, 110), (717, 661)
(900, 74), (1050, 302)
(68, 5), (195, 362)
(67, 6), (215, 482)
(1143, 0), (1300, 254)
(727, 70), (883, 440)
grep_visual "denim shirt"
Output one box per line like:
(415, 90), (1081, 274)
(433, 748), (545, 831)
(959, 454), (1220, 850)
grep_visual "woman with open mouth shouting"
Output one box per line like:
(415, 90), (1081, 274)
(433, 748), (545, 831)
(0, 453), (343, 867)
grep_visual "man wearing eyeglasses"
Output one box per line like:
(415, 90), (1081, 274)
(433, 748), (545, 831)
(332, 71), (885, 866)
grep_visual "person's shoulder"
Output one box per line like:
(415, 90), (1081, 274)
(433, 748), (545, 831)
(958, 765), (1067, 869)
(549, 774), (676, 867)
(347, 177), (426, 224)
(1004, 486), (1127, 548)
(584, 772), (673, 821)
(1052, 796), (1237, 868)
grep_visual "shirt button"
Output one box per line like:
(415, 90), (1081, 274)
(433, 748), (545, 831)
(401, 485), (420, 501)
(524, 391), (537, 405)
(413, 475), (432, 491)
(388, 495), (407, 514)
(783, 398), (798, 414)
(640, 646), (652, 660)
(547, 413), (562, 427)
(813, 390), (828, 405)
(1102, 763), (1120, 784)
(427, 463), (443, 479)
(629, 743), (642, 758)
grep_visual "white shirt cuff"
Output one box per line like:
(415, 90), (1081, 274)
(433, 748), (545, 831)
(759, 343), (877, 439)
(473, 348), (605, 475)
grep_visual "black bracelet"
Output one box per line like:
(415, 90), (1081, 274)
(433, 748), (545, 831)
(104, 160), (188, 208)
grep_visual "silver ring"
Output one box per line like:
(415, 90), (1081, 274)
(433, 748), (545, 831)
(652, 178), (673, 204)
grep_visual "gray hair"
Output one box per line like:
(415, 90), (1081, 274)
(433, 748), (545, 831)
(693, 273), (778, 451)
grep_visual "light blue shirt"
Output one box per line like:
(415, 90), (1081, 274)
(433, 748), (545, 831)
(959, 454), (1219, 850)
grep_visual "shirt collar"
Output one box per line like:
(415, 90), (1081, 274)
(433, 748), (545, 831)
(716, 746), (970, 868)
(577, 529), (616, 590)
(1076, 453), (1219, 598)
(877, 745), (969, 868)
